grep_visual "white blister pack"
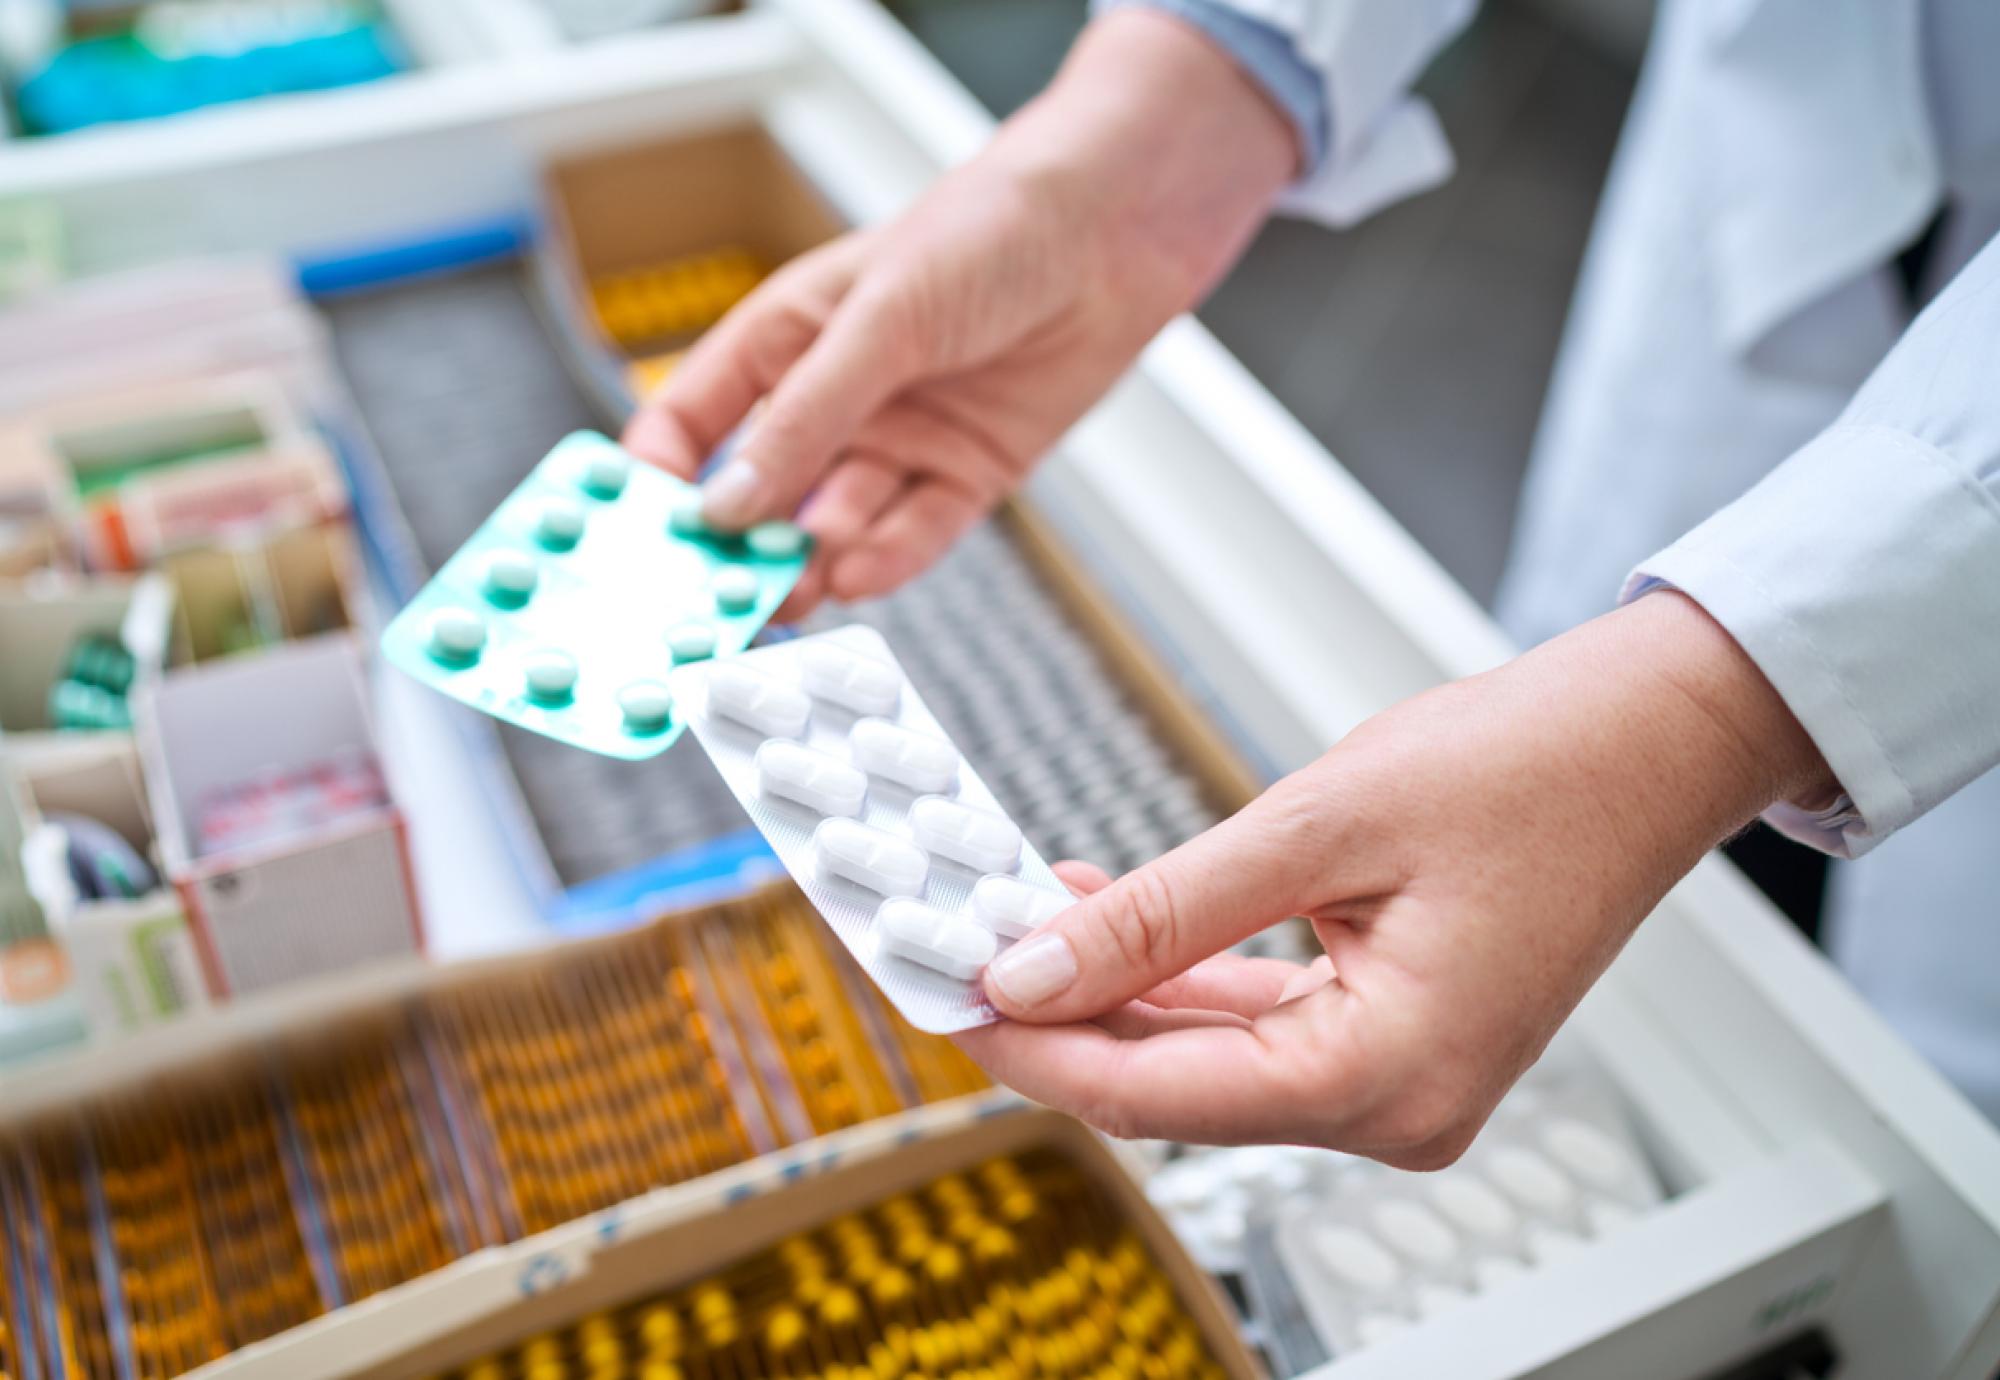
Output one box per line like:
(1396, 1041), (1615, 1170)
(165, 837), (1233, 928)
(670, 623), (1075, 1032)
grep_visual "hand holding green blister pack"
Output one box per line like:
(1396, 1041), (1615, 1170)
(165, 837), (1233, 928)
(381, 431), (809, 759)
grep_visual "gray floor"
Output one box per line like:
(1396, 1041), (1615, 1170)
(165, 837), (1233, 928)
(892, 0), (1636, 605)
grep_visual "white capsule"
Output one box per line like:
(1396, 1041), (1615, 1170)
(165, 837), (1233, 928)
(706, 663), (810, 738)
(1486, 1147), (1576, 1217)
(876, 898), (996, 979)
(970, 874), (1071, 940)
(756, 740), (866, 818)
(1354, 1313), (1411, 1347)
(1427, 1172), (1520, 1244)
(1304, 1224), (1402, 1294)
(1583, 1196), (1640, 1239)
(910, 795), (1022, 873)
(850, 717), (957, 793)
(814, 818), (927, 897)
(800, 642), (902, 715)
(1472, 1255), (1530, 1292)
(1523, 1222), (1587, 1265)
(1542, 1118), (1637, 1195)
(1371, 1201), (1458, 1268)
(1414, 1283), (1473, 1320)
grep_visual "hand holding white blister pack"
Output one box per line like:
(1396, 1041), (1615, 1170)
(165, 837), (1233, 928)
(671, 624), (1076, 1032)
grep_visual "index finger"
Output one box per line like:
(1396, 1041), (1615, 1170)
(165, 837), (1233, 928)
(954, 990), (1346, 1145)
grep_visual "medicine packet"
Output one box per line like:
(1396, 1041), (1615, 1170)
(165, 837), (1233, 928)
(380, 431), (808, 759)
(1266, 1058), (1664, 1356)
(671, 623), (1075, 1033)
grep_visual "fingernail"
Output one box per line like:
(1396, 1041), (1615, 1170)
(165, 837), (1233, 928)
(985, 933), (1078, 1010)
(701, 458), (764, 528)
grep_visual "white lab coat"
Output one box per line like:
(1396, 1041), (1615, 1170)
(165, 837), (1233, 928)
(1195, 0), (2000, 1116)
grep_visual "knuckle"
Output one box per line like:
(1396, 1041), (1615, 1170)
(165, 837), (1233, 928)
(1101, 867), (1184, 973)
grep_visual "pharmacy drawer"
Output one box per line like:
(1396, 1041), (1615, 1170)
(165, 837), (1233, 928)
(1, 2), (1996, 1376)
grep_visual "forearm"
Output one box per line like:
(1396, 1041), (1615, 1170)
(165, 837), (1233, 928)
(991, 8), (1298, 310)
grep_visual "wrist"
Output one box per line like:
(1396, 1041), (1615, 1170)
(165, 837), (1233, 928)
(998, 7), (1297, 306)
(1609, 592), (1839, 835)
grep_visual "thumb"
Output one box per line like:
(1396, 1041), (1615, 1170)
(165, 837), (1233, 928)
(700, 285), (921, 531)
(982, 792), (1318, 1024)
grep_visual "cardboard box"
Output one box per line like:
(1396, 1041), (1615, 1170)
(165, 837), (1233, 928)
(159, 517), (363, 664)
(187, 1102), (1261, 1380)
(543, 122), (844, 362)
(133, 633), (423, 996)
(5, 733), (206, 1034)
(0, 571), (173, 738)
(12, 372), (329, 570)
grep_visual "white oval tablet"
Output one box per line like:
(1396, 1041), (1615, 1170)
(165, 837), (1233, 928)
(1542, 1118), (1635, 1194)
(1305, 1225), (1401, 1293)
(850, 717), (957, 793)
(707, 663), (810, 738)
(800, 643), (902, 715)
(1427, 1172), (1519, 1243)
(1486, 1147), (1576, 1216)
(756, 740), (866, 818)
(1371, 1201), (1458, 1268)
(814, 819), (927, 897)
(970, 874), (1071, 940)
(910, 796), (1021, 873)
(876, 898), (996, 979)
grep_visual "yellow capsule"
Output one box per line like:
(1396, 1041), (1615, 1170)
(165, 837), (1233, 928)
(869, 1265), (912, 1310)
(526, 1361), (568, 1380)
(925, 1244), (964, 1287)
(692, 1287), (734, 1324)
(765, 1307), (808, 1354)
(582, 1336), (623, 1371)
(819, 1284), (862, 1329)
(521, 1336), (564, 1366)
(640, 1364), (684, 1380)
(465, 1363), (506, 1380)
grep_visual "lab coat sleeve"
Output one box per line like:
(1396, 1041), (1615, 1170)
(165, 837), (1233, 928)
(1622, 233), (2000, 858)
(1095, 0), (1480, 226)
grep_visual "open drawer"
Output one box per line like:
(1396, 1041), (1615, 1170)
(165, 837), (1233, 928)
(0, 2), (1995, 1377)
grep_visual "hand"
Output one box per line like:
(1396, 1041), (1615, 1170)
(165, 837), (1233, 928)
(622, 9), (1298, 618)
(957, 593), (1836, 1165)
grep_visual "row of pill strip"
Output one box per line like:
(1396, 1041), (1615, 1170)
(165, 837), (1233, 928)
(0, 890), (986, 1376)
(433, 1150), (1230, 1380)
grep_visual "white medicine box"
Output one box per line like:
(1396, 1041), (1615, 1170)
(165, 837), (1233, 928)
(134, 633), (424, 996)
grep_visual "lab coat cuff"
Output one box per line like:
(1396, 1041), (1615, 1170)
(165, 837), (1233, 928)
(1096, 0), (1330, 171)
(1101, 0), (1472, 228)
(1623, 423), (2000, 859)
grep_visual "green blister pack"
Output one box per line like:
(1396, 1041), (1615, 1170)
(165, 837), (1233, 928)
(380, 431), (809, 760)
